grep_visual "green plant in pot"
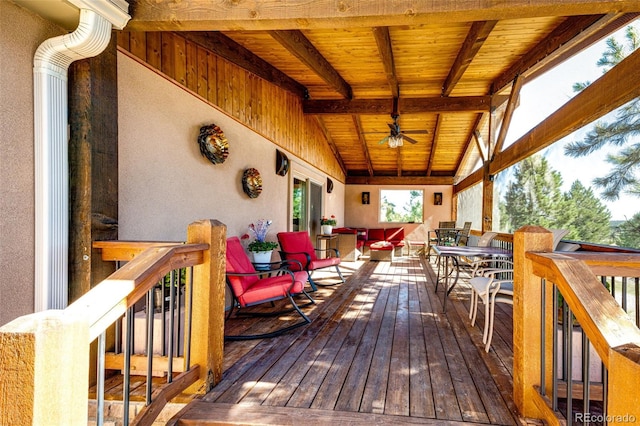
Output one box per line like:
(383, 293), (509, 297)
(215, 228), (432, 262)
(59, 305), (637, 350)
(247, 239), (279, 252)
(245, 219), (279, 269)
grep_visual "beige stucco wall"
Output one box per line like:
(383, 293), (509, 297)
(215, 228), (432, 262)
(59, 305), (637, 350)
(118, 52), (344, 243)
(344, 184), (453, 242)
(0, 2), (66, 326)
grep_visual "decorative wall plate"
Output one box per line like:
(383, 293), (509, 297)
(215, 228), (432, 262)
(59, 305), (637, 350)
(242, 168), (263, 198)
(198, 124), (229, 164)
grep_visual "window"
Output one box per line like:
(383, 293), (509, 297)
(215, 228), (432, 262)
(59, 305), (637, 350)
(379, 189), (423, 223)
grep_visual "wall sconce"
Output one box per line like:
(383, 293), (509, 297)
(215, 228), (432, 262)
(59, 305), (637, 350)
(434, 192), (443, 205)
(362, 192), (370, 205)
(326, 178), (334, 193)
(275, 149), (289, 176)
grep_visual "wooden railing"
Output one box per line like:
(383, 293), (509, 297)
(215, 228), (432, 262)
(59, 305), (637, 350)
(513, 226), (640, 425)
(0, 219), (227, 426)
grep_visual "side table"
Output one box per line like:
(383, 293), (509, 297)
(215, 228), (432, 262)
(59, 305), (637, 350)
(316, 233), (338, 259)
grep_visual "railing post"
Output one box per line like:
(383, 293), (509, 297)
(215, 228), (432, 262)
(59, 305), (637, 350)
(513, 226), (553, 418)
(0, 311), (89, 425)
(185, 219), (226, 393)
(608, 345), (640, 422)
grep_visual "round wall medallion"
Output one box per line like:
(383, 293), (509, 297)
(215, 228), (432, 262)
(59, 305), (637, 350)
(242, 168), (263, 198)
(198, 124), (229, 164)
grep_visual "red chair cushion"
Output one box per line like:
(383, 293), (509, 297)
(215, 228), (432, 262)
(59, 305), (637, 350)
(240, 274), (305, 307)
(226, 236), (306, 307)
(226, 236), (259, 297)
(309, 257), (341, 269)
(332, 227), (356, 234)
(277, 231), (318, 266)
(367, 228), (385, 241)
(385, 227), (405, 242)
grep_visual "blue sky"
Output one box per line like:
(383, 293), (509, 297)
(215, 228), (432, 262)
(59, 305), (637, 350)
(503, 20), (640, 221)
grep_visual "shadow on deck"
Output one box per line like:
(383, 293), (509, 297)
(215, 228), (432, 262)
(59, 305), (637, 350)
(169, 255), (525, 425)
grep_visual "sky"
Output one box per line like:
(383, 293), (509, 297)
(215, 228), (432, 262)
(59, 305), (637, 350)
(502, 20), (640, 221)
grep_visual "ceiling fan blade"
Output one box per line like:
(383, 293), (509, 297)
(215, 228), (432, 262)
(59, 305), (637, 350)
(403, 135), (419, 144)
(402, 130), (429, 134)
(378, 135), (390, 145)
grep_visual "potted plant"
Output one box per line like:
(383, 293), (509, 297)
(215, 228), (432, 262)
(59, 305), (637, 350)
(320, 215), (337, 235)
(245, 219), (279, 268)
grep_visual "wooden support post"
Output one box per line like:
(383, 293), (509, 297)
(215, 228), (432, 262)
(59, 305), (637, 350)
(0, 311), (89, 425)
(185, 219), (226, 393)
(69, 37), (119, 303)
(481, 162), (494, 232)
(607, 345), (640, 422)
(513, 226), (553, 418)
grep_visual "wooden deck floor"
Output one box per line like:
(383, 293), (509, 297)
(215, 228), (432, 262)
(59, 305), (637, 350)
(171, 255), (522, 425)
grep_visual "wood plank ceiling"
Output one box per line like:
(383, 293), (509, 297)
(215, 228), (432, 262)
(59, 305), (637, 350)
(125, 1), (640, 185)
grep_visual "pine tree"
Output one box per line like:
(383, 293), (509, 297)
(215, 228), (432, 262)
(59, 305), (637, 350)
(566, 25), (640, 201)
(557, 181), (612, 244)
(500, 155), (565, 232)
(500, 155), (613, 244)
(612, 212), (640, 249)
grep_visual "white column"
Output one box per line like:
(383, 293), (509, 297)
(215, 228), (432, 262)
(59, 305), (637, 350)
(33, 3), (130, 311)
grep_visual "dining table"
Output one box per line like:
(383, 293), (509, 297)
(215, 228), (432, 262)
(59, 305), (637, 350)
(432, 245), (513, 312)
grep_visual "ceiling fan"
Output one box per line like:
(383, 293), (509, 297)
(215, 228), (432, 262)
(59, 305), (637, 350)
(378, 99), (429, 148)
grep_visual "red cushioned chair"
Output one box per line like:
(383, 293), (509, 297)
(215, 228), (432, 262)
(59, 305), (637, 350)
(277, 231), (345, 291)
(225, 236), (314, 340)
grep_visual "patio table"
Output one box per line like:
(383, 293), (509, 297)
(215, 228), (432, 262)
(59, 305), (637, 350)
(433, 245), (512, 312)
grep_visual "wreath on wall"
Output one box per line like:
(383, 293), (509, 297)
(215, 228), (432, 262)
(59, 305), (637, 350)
(242, 168), (263, 198)
(198, 123), (229, 164)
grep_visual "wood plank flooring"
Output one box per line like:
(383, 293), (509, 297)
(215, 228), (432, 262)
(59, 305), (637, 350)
(170, 255), (522, 425)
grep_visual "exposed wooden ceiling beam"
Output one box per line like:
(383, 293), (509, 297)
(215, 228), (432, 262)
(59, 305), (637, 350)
(180, 31), (308, 99)
(442, 20), (497, 97)
(303, 96), (491, 114)
(372, 26), (399, 99)
(454, 167), (484, 194)
(353, 115), (375, 177)
(474, 128), (487, 164)
(126, 1), (640, 31)
(313, 116), (347, 176)
(491, 13), (636, 94)
(490, 45), (640, 177)
(425, 115), (442, 177)
(525, 13), (640, 83)
(492, 74), (524, 159)
(269, 30), (352, 99)
(346, 176), (455, 185)
(456, 113), (485, 180)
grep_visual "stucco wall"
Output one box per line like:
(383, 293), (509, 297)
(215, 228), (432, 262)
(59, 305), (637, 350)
(118, 52), (343, 243)
(344, 184), (453, 243)
(0, 2), (66, 326)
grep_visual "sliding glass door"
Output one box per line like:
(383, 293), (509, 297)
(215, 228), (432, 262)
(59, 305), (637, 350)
(292, 178), (306, 232)
(292, 177), (322, 241)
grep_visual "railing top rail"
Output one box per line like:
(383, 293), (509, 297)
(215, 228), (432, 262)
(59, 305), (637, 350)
(469, 230), (513, 243)
(552, 251), (640, 277)
(69, 242), (209, 341)
(94, 240), (186, 261)
(526, 251), (640, 366)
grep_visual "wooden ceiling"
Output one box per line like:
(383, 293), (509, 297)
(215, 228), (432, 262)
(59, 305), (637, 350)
(123, 2), (640, 184)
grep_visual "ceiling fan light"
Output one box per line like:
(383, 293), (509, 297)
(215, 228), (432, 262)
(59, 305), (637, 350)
(388, 135), (402, 148)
